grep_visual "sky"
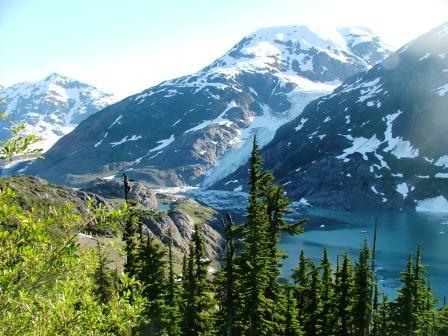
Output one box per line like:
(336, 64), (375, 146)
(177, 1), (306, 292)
(1, 0), (447, 99)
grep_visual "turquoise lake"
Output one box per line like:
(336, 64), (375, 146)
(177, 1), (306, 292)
(281, 207), (448, 302)
(186, 189), (448, 303)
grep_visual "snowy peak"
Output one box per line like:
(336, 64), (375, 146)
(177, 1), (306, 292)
(215, 22), (448, 211)
(212, 25), (392, 82)
(0, 74), (114, 152)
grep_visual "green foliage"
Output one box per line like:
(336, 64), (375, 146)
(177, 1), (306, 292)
(353, 238), (373, 336)
(138, 234), (168, 334)
(0, 187), (145, 335)
(93, 241), (115, 305)
(166, 229), (182, 336)
(392, 246), (437, 335)
(334, 251), (355, 336)
(319, 248), (335, 336)
(284, 283), (303, 336)
(0, 122), (43, 161)
(122, 205), (140, 278)
(181, 224), (216, 335)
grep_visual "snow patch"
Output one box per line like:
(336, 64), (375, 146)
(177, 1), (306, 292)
(396, 183), (409, 198)
(416, 196), (448, 213)
(295, 118), (309, 131)
(148, 135), (175, 153)
(110, 135), (142, 147)
(337, 135), (382, 161)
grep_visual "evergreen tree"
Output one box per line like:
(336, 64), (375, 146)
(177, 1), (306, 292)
(284, 283), (303, 336)
(334, 251), (354, 336)
(166, 229), (181, 336)
(181, 225), (215, 336)
(93, 241), (114, 305)
(122, 206), (140, 278)
(392, 246), (436, 336)
(237, 136), (272, 336)
(304, 262), (322, 336)
(292, 250), (312, 327)
(353, 238), (373, 336)
(436, 304), (448, 335)
(371, 285), (379, 336)
(319, 248), (334, 336)
(215, 213), (238, 336)
(182, 245), (196, 334)
(393, 254), (415, 336)
(413, 245), (436, 335)
(377, 294), (393, 336)
(139, 234), (168, 334)
(261, 171), (305, 335)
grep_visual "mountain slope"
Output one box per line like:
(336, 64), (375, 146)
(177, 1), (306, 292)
(215, 22), (448, 211)
(0, 73), (114, 152)
(26, 25), (391, 187)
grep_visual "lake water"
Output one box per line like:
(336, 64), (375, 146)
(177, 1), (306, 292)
(186, 189), (448, 303)
(281, 208), (448, 302)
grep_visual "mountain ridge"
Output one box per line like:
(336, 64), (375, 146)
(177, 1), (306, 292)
(213, 21), (448, 211)
(0, 73), (115, 153)
(25, 24), (392, 187)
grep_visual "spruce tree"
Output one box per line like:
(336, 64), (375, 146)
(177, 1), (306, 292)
(122, 207), (140, 278)
(304, 262), (322, 336)
(334, 251), (354, 336)
(292, 250), (312, 327)
(215, 214), (238, 336)
(237, 136), (271, 336)
(413, 245), (436, 334)
(139, 234), (168, 335)
(377, 294), (392, 336)
(261, 171), (305, 335)
(436, 304), (448, 335)
(181, 225), (215, 336)
(319, 248), (334, 336)
(284, 283), (302, 336)
(165, 229), (181, 336)
(393, 254), (415, 336)
(371, 285), (379, 336)
(182, 245), (196, 335)
(93, 241), (114, 305)
(353, 238), (373, 336)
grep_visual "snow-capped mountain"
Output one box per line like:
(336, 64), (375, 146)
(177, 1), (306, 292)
(0, 73), (114, 152)
(26, 25), (391, 187)
(215, 22), (448, 211)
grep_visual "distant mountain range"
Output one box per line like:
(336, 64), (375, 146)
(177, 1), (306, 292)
(24, 25), (391, 187)
(0, 73), (114, 152)
(215, 22), (448, 211)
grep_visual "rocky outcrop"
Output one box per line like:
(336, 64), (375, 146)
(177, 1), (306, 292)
(83, 178), (157, 209)
(143, 208), (222, 258)
(0, 176), (223, 256)
(0, 175), (109, 214)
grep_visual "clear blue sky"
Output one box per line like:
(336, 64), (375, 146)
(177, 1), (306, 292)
(1, 0), (447, 99)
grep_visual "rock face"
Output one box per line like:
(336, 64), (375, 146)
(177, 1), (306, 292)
(215, 22), (448, 211)
(0, 73), (114, 153)
(25, 26), (391, 187)
(83, 178), (158, 209)
(0, 176), (222, 256)
(143, 207), (223, 258)
(0, 175), (109, 214)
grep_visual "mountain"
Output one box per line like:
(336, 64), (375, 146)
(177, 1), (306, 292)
(0, 73), (114, 152)
(215, 22), (448, 211)
(25, 25), (391, 187)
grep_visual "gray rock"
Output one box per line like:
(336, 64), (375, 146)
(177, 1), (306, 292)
(83, 178), (157, 209)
